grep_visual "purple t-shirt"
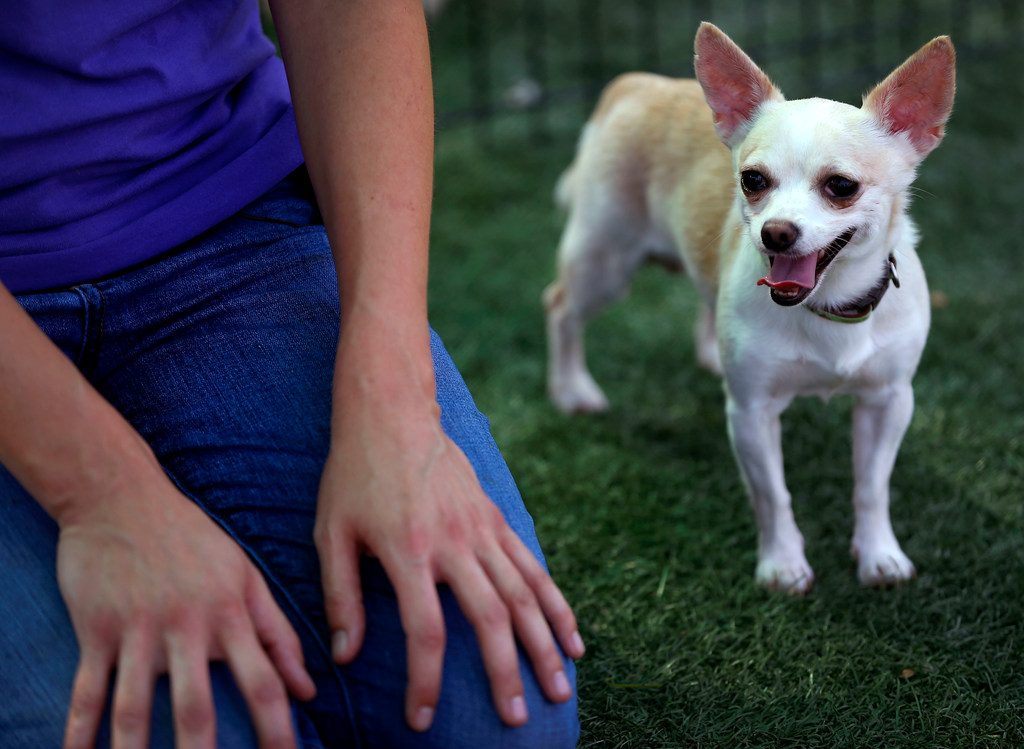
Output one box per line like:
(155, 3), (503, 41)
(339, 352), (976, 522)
(0, 0), (305, 293)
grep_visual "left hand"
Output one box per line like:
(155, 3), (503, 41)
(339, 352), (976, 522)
(313, 364), (584, 732)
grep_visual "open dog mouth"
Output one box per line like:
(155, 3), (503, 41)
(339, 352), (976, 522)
(756, 228), (857, 306)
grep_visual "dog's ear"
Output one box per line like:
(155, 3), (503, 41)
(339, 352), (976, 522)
(863, 36), (956, 157)
(694, 22), (783, 147)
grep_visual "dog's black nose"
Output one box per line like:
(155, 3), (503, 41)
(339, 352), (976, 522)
(761, 220), (800, 251)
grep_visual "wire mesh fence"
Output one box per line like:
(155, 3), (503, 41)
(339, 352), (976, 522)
(428, 0), (1021, 141)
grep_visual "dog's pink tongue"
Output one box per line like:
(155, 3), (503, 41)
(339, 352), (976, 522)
(757, 254), (817, 290)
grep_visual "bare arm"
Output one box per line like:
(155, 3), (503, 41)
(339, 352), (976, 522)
(270, 0), (584, 731)
(0, 282), (144, 520)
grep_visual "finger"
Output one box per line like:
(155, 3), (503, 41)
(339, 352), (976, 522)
(442, 557), (529, 727)
(221, 626), (297, 749)
(385, 559), (446, 732)
(315, 523), (365, 664)
(501, 531), (585, 660)
(165, 630), (216, 749)
(111, 629), (156, 749)
(478, 548), (574, 705)
(245, 570), (316, 701)
(64, 646), (114, 749)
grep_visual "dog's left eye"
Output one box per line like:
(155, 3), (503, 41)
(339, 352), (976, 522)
(825, 175), (858, 199)
(741, 170), (770, 194)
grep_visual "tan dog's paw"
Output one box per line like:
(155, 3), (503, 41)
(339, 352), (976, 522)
(755, 555), (815, 594)
(549, 372), (609, 414)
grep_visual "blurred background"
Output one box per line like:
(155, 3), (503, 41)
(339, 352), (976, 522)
(427, 0), (1019, 139)
(419, 2), (1024, 747)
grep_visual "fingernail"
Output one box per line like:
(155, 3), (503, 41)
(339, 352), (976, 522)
(509, 695), (528, 724)
(411, 705), (434, 731)
(571, 630), (585, 656)
(552, 669), (572, 699)
(331, 630), (348, 662)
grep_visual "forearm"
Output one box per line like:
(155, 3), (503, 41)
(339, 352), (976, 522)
(271, 0), (437, 410)
(271, 6), (584, 725)
(0, 283), (157, 524)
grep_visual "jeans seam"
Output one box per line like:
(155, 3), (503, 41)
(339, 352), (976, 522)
(71, 284), (105, 378)
(70, 287), (90, 369)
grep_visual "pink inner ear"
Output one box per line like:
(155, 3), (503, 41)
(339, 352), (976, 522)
(704, 71), (767, 122)
(695, 24), (781, 145)
(887, 94), (940, 140)
(866, 38), (955, 155)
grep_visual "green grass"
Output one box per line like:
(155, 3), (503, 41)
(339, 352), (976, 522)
(427, 24), (1024, 749)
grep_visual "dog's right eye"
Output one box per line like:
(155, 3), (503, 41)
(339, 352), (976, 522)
(741, 170), (769, 194)
(825, 175), (859, 199)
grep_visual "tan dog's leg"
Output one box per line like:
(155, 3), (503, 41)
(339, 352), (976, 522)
(694, 302), (721, 375)
(544, 203), (650, 413)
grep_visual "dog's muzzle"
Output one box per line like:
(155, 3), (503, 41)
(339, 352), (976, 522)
(757, 228), (857, 306)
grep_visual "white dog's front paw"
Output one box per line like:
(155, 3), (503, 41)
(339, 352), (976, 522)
(755, 554), (815, 594)
(549, 371), (609, 414)
(854, 544), (916, 588)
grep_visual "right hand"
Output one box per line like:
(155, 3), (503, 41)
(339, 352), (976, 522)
(0, 284), (315, 746)
(56, 456), (316, 749)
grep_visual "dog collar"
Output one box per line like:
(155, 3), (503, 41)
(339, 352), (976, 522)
(807, 254), (900, 324)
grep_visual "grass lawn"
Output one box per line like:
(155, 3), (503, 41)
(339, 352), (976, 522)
(427, 27), (1024, 749)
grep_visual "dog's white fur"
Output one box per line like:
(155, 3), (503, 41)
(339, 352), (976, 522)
(544, 23), (955, 592)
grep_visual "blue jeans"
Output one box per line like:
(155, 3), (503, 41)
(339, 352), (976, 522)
(0, 170), (579, 748)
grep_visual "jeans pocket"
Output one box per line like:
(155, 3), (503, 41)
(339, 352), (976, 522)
(236, 166), (322, 228)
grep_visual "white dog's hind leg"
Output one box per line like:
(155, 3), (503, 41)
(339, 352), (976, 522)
(726, 394), (814, 593)
(851, 384), (917, 586)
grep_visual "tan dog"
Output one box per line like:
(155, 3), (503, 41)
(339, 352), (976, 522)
(544, 23), (955, 592)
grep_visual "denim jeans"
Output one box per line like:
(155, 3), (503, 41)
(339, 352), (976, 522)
(0, 170), (579, 748)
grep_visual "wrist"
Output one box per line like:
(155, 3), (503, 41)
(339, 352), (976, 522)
(330, 331), (442, 460)
(0, 286), (168, 528)
(33, 395), (163, 529)
(335, 304), (436, 403)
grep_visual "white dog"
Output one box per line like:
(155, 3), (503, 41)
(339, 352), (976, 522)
(544, 23), (955, 592)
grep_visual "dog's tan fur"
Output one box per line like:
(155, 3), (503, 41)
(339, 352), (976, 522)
(552, 74), (733, 297)
(544, 74), (741, 386)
